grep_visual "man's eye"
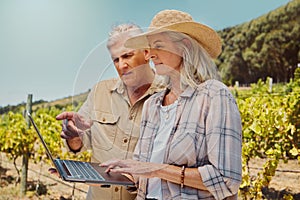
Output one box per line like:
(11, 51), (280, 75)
(113, 58), (119, 63)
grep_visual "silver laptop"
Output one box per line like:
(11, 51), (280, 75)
(27, 112), (134, 186)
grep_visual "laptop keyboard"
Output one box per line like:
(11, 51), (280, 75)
(63, 160), (105, 181)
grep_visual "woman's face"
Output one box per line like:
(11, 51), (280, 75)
(145, 32), (183, 76)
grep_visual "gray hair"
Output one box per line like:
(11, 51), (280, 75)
(106, 23), (143, 50)
(163, 31), (220, 89)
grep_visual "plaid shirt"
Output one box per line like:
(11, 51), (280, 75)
(72, 76), (165, 200)
(134, 79), (242, 200)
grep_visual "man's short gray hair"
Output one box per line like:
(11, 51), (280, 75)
(107, 23), (143, 50)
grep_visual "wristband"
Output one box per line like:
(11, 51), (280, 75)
(180, 165), (185, 188)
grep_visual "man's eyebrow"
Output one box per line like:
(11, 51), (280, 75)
(111, 50), (135, 61)
(120, 51), (135, 57)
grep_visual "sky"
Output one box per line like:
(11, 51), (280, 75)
(0, 0), (291, 107)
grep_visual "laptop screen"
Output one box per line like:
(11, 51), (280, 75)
(27, 112), (56, 166)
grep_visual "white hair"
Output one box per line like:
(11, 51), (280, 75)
(106, 23), (143, 50)
(163, 31), (220, 89)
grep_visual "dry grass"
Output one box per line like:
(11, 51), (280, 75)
(0, 153), (88, 200)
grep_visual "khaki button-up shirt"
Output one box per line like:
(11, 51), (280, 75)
(68, 76), (165, 200)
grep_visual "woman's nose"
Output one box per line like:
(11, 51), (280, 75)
(144, 49), (156, 61)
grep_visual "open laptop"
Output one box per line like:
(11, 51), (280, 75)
(27, 112), (134, 186)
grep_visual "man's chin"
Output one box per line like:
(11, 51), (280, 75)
(122, 79), (135, 87)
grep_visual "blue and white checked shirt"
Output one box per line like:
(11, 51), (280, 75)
(134, 79), (242, 200)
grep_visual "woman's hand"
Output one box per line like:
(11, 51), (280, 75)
(100, 159), (168, 178)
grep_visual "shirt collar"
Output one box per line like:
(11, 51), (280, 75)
(146, 75), (166, 95)
(111, 78), (126, 94)
(155, 85), (196, 107)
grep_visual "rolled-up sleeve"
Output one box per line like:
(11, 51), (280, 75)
(198, 87), (242, 199)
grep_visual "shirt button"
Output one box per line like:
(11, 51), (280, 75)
(123, 138), (128, 143)
(115, 187), (119, 192)
(102, 117), (106, 122)
(129, 114), (134, 120)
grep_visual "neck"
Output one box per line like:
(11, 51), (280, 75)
(168, 76), (182, 96)
(127, 83), (152, 105)
(127, 69), (154, 105)
(163, 74), (183, 106)
(163, 85), (183, 106)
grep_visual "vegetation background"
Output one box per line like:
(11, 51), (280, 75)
(0, 0), (299, 199)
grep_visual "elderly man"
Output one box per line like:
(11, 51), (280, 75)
(56, 23), (165, 199)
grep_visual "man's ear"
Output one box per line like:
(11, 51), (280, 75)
(143, 49), (151, 61)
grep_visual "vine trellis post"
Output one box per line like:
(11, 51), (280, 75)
(20, 94), (32, 197)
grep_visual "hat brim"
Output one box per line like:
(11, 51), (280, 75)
(124, 22), (222, 59)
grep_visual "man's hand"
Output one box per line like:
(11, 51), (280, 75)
(56, 112), (92, 140)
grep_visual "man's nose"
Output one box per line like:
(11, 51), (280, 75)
(118, 58), (128, 69)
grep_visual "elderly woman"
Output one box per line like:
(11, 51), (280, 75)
(101, 9), (242, 200)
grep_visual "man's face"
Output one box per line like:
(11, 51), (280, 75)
(109, 39), (148, 88)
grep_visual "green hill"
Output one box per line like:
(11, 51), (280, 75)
(0, 91), (89, 115)
(216, 0), (300, 85)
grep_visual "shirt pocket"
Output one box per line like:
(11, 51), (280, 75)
(91, 111), (120, 151)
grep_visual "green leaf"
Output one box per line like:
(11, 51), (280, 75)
(249, 121), (261, 134)
(289, 147), (299, 156)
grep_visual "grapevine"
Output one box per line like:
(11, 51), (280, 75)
(0, 75), (299, 199)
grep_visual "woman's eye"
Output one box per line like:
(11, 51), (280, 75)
(154, 45), (162, 49)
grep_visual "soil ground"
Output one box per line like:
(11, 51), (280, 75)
(248, 158), (300, 199)
(0, 153), (299, 200)
(0, 153), (88, 200)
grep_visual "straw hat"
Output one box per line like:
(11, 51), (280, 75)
(125, 9), (222, 59)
